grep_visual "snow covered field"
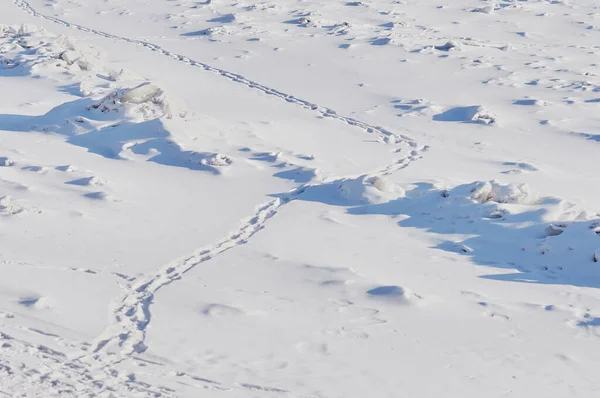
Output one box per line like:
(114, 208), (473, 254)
(1, 0), (600, 396)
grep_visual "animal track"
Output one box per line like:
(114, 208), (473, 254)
(13, 0), (418, 151)
(4, 3), (429, 396)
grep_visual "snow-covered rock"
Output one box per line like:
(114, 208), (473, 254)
(471, 180), (538, 204)
(469, 106), (496, 125)
(338, 176), (404, 205)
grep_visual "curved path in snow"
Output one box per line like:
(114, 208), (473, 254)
(13, 0), (417, 147)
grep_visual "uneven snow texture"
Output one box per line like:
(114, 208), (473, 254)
(2, 0), (600, 397)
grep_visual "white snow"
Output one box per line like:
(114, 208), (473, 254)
(2, 0), (600, 397)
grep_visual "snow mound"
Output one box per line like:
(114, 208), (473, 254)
(367, 285), (419, 304)
(472, 5), (495, 14)
(0, 157), (15, 167)
(338, 176), (404, 205)
(120, 83), (162, 105)
(200, 303), (244, 317)
(435, 41), (460, 51)
(370, 176), (404, 195)
(0, 23), (40, 37)
(471, 180), (538, 205)
(18, 296), (52, 310)
(0, 25), (103, 74)
(66, 176), (105, 187)
(0, 196), (23, 215)
(201, 153), (233, 167)
(433, 105), (496, 125)
(90, 82), (175, 120)
(469, 106), (496, 125)
(84, 191), (111, 201)
(189, 26), (231, 38)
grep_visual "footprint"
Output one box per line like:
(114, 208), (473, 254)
(18, 296), (52, 310)
(367, 285), (413, 303)
(83, 191), (112, 200)
(56, 165), (78, 172)
(502, 161), (538, 174)
(199, 303), (244, 317)
(65, 176), (105, 186)
(0, 196), (24, 215)
(295, 341), (329, 355)
(21, 165), (48, 173)
(0, 157), (15, 167)
(0, 311), (15, 319)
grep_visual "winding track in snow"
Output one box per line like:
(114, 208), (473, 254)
(11, 0), (426, 356)
(5, 1), (426, 395)
(12, 0), (417, 147)
(91, 150), (423, 359)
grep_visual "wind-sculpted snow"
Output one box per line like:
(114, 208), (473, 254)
(3, 0), (600, 397)
(0, 22), (425, 396)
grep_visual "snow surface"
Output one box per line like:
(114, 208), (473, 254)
(1, 0), (600, 396)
